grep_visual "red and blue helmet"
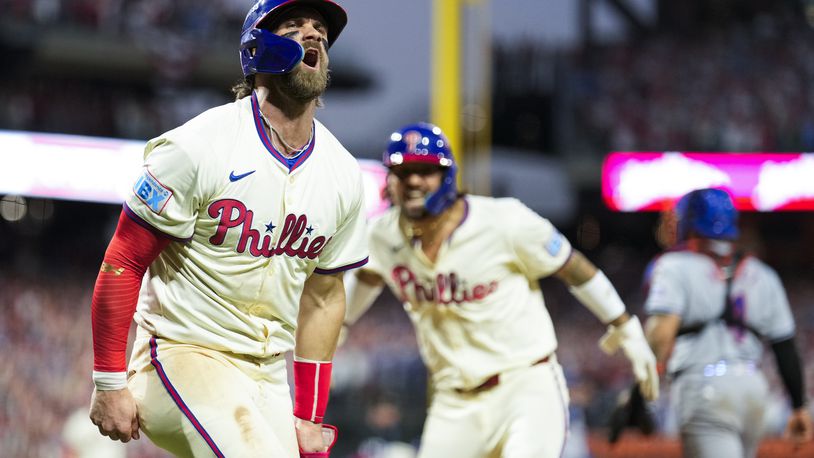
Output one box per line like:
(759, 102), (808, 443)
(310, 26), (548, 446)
(239, 0), (347, 77)
(383, 123), (458, 215)
(675, 188), (739, 241)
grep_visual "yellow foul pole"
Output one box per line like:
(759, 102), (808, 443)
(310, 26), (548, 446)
(431, 0), (462, 176)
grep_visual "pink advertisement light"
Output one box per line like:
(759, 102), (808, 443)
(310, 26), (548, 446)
(602, 152), (814, 212)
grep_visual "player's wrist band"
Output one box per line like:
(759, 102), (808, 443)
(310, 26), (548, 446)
(293, 357), (332, 423)
(568, 271), (627, 324)
(92, 370), (128, 390)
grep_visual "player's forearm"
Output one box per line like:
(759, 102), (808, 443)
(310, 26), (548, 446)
(344, 269), (384, 325)
(92, 210), (168, 387)
(771, 336), (806, 409)
(296, 303), (344, 360)
(644, 314), (680, 366)
(293, 273), (344, 424)
(296, 273), (345, 360)
(91, 269), (143, 373)
(648, 335), (673, 366)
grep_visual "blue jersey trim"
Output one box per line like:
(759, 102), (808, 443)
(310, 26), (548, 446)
(149, 337), (225, 458)
(251, 92), (315, 172)
(314, 257), (369, 275)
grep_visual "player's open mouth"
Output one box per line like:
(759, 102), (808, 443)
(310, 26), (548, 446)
(303, 49), (319, 69)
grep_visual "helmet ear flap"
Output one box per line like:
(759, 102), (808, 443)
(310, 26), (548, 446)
(423, 163), (458, 215)
(240, 29), (304, 75)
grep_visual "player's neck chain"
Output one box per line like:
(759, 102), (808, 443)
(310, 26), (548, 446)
(401, 205), (455, 240)
(258, 109), (313, 158)
(402, 215), (443, 239)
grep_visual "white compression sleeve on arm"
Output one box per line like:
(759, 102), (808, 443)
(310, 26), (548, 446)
(344, 270), (384, 325)
(568, 271), (627, 324)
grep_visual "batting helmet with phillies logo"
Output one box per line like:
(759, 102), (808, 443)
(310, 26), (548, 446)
(383, 122), (458, 215)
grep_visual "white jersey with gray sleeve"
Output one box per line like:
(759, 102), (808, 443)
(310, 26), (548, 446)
(644, 250), (794, 375)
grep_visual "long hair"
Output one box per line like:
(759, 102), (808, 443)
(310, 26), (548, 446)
(232, 76), (254, 100)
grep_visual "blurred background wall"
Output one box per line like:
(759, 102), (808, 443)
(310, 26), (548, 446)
(2, 0), (814, 456)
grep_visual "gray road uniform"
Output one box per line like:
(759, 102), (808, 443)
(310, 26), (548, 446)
(644, 249), (795, 458)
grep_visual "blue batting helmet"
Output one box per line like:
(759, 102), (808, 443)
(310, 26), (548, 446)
(239, 0), (347, 77)
(675, 188), (739, 242)
(383, 123), (458, 216)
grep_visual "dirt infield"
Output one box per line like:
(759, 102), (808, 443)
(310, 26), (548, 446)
(587, 433), (814, 457)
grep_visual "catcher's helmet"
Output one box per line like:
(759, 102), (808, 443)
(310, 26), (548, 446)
(675, 188), (739, 242)
(240, 0), (347, 77)
(383, 123), (458, 216)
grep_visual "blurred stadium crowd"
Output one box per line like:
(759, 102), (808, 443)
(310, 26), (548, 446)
(2, 0), (814, 457)
(570, 11), (814, 153)
(2, 0), (246, 41)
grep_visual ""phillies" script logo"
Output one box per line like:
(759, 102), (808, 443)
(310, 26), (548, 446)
(208, 199), (331, 259)
(391, 265), (498, 305)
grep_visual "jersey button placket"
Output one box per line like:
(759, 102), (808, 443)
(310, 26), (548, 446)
(285, 174), (295, 208)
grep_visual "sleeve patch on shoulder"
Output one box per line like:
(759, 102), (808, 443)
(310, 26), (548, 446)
(545, 232), (564, 257)
(133, 170), (172, 214)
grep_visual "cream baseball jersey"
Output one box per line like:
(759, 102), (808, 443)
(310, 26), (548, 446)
(125, 92), (368, 358)
(644, 251), (795, 374)
(366, 195), (572, 391)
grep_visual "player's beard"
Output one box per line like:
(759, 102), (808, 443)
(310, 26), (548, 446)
(403, 205), (427, 220)
(402, 194), (429, 220)
(281, 48), (330, 101)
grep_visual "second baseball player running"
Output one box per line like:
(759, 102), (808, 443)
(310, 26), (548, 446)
(344, 122), (659, 458)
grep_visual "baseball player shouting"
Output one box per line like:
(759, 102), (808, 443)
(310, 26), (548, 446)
(88, 1), (368, 456)
(644, 188), (813, 457)
(343, 123), (659, 458)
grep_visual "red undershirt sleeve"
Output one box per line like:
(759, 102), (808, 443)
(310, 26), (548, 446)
(91, 209), (171, 374)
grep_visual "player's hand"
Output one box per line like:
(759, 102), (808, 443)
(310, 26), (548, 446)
(295, 418), (339, 457)
(89, 387), (140, 442)
(784, 407), (814, 447)
(295, 419), (338, 457)
(599, 316), (660, 401)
